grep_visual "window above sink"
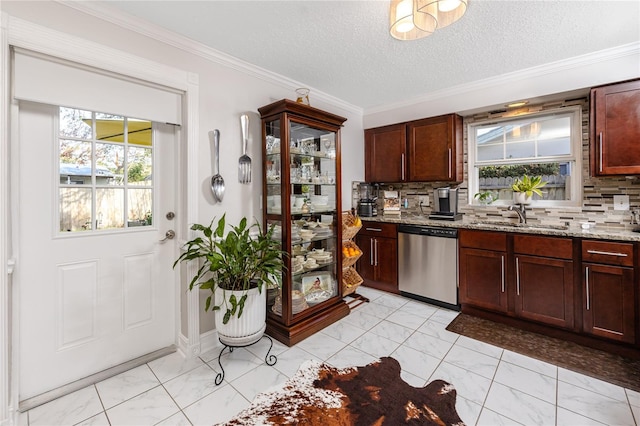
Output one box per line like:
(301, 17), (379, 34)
(468, 106), (583, 208)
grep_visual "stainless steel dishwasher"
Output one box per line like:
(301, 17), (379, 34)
(398, 225), (459, 310)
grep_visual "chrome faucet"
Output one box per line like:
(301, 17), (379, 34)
(508, 204), (527, 224)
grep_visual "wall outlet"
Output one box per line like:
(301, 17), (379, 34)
(613, 195), (630, 211)
(418, 195), (429, 206)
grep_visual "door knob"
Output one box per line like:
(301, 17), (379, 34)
(159, 230), (175, 242)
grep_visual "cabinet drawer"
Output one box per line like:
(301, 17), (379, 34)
(514, 234), (573, 260)
(582, 240), (634, 267)
(459, 229), (506, 251)
(360, 222), (397, 239)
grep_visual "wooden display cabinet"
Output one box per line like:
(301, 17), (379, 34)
(259, 99), (349, 346)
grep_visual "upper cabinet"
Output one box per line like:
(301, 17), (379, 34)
(590, 79), (640, 176)
(364, 114), (463, 183)
(408, 114), (463, 182)
(364, 123), (406, 182)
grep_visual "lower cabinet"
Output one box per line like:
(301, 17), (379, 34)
(582, 240), (636, 344)
(514, 235), (574, 329)
(356, 222), (398, 293)
(459, 247), (507, 313)
(459, 230), (639, 350)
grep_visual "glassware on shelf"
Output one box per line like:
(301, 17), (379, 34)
(295, 88), (310, 105)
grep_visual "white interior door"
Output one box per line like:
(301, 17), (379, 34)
(16, 101), (177, 401)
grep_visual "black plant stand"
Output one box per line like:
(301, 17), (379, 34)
(214, 334), (278, 385)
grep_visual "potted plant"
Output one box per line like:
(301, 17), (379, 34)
(174, 214), (285, 346)
(474, 191), (495, 205)
(511, 175), (547, 204)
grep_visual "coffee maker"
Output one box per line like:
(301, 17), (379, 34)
(429, 187), (462, 221)
(357, 183), (378, 217)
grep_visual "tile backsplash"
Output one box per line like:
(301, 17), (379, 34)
(353, 97), (640, 230)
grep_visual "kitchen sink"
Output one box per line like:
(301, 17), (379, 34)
(472, 220), (570, 231)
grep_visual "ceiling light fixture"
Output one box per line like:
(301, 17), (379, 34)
(390, 0), (468, 41)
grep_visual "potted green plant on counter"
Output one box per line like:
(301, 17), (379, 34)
(174, 214), (285, 346)
(511, 175), (547, 204)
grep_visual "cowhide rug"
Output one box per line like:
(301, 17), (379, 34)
(220, 357), (465, 425)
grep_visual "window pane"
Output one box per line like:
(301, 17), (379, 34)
(128, 188), (152, 226)
(478, 162), (571, 202)
(128, 119), (152, 146)
(505, 141), (535, 159)
(60, 140), (92, 185)
(127, 146), (152, 185)
(96, 188), (124, 229)
(59, 108), (92, 139)
(60, 187), (92, 232)
(477, 144), (504, 161)
(95, 113), (125, 143)
(95, 142), (124, 186)
(475, 114), (572, 162)
(538, 137), (571, 157)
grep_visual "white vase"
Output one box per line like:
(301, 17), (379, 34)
(214, 284), (266, 346)
(513, 192), (532, 205)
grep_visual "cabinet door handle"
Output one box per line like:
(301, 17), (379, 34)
(586, 249), (628, 257)
(374, 239), (379, 266)
(370, 239), (374, 265)
(365, 228), (382, 232)
(515, 257), (520, 296)
(401, 153), (405, 181)
(599, 132), (603, 173)
(500, 255), (505, 293)
(585, 266), (590, 311)
(448, 148), (452, 178)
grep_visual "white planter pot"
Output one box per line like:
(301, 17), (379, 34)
(513, 192), (532, 205)
(214, 284), (266, 346)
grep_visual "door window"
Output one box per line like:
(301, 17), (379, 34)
(58, 107), (153, 233)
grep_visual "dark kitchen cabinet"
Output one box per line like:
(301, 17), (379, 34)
(513, 235), (574, 329)
(590, 79), (640, 176)
(356, 222), (398, 293)
(364, 123), (406, 182)
(582, 240), (636, 344)
(407, 114), (463, 182)
(364, 114), (462, 183)
(459, 230), (508, 313)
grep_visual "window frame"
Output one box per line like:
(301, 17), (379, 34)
(56, 107), (155, 236)
(467, 106), (583, 208)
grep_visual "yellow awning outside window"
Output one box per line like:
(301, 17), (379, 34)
(83, 118), (152, 146)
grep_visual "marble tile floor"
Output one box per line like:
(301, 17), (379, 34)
(19, 286), (640, 426)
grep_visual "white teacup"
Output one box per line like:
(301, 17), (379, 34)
(304, 259), (317, 267)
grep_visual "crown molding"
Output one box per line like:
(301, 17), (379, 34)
(365, 41), (640, 116)
(59, 0), (363, 116)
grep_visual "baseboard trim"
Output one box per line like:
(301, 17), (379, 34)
(18, 345), (176, 412)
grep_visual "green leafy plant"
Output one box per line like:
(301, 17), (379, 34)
(173, 214), (285, 324)
(474, 191), (495, 204)
(511, 175), (547, 197)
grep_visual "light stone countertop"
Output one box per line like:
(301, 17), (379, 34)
(359, 214), (640, 243)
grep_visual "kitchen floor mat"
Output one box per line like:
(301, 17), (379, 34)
(446, 313), (640, 393)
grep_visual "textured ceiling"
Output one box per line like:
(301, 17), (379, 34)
(100, 0), (639, 110)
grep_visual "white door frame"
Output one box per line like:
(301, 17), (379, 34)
(0, 14), (202, 425)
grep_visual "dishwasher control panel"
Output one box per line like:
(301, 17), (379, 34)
(398, 225), (458, 239)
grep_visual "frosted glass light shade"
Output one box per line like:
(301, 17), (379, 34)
(418, 0), (468, 29)
(389, 0), (437, 40)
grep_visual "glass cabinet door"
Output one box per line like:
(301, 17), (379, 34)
(264, 117), (340, 320)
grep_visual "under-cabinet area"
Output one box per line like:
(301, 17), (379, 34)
(458, 228), (639, 355)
